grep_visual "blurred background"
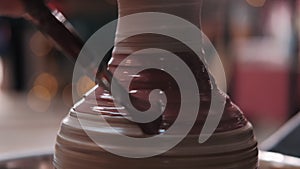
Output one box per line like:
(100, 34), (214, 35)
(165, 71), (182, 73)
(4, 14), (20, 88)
(0, 0), (299, 158)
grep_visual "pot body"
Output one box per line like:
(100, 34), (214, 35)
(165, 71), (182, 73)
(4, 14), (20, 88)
(54, 0), (258, 168)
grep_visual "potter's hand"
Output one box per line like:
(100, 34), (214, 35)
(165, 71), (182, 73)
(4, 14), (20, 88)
(0, 0), (25, 17)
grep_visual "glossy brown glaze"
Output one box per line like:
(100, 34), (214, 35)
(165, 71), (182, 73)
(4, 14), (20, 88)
(109, 33), (248, 134)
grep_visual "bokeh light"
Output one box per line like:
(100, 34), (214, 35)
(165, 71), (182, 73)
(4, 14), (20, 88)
(34, 73), (58, 98)
(27, 85), (51, 112)
(27, 72), (59, 112)
(29, 31), (53, 57)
